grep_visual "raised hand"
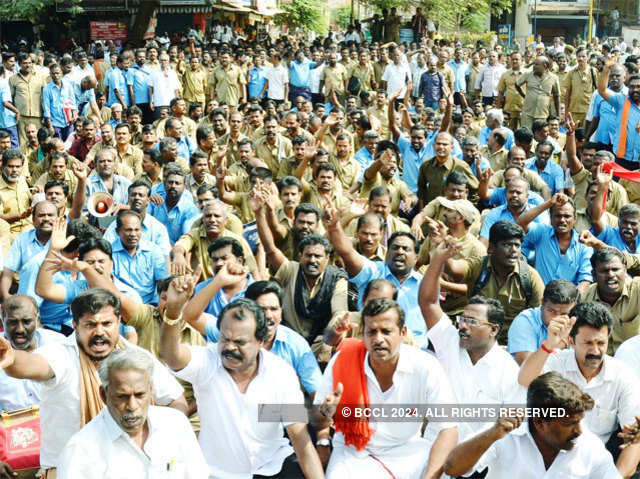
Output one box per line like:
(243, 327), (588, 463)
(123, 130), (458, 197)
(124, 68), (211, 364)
(579, 230), (605, 250)
(434, 235), (462, 259)
(49, 217), (74, 252)
(546, 315), (576, 350)
(492, 411), (525, 440)
(322, 200), (340, 230)
(619, 417), (640, 449)
(72, 162), (88, 182)
(44, 251), (88, 274)
(215, 165), (227, 182)
(565, 112), (576, 136)
(319, 382), (343, 419)
(166, 264), (202, 309)
(324, 112), (340, 126)
(0, 336), (15, 370)
(215, 262), (247, 289)
(334, 313), (356, 335)
(595, 164), (612, 189)
(549, 192), (569, 208)
(248, 190), (263, 213)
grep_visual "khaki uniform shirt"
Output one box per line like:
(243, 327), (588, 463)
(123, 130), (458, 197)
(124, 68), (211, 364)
(174, 226), (256, 281)
(155, 116), (197, 140)
(516, 71), (560, 120)
(573, 168), (627, 215)
(490, 168), (549, 197)
(210, 64), (246, 107)
(480, 145), (508, 171)
(36, 170), (78, 208)
(254, 134), (292, 173)
(185, 172), (215, 198)
(420, 197), (481, 237)
(330, 156), (360, 191)
(274, 259), (348, 340)
(437, 64), (455, 91)
(134, 171), (163, 187)
(303, 183), (350, 212)
(320, 129), (355, 157)
(9, 71), (46, 117)
(574, 209), (618, 234)
(580, 277), (640, 353)
(225, 163), (250, 193)
(567, 67), (597, 114)
(116, 144), (144, 177)
(216, 132), (248, 167)
(417, 156), (479, 206)
(556, 69), (571, 101)
(0, 175), (32, 239)
(321, 64), (349, 96)
(181, 67), (208, 104)
(497, 69), (525, 113)
(367, 105), (390, 140)
(360, 173), (414, 215)
(348, 63), (376, 92)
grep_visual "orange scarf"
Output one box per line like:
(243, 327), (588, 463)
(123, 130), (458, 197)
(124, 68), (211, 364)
(332, 339), (373, 451)
(78, 338), (125, 426)
(616, 98), (632, 160)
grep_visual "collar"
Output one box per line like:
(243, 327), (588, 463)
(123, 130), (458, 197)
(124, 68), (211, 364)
(363, 343), (414, 379)
(430, 155), (454, 169)
(565, 349), (615, 382)
(112, 237), (152, 253)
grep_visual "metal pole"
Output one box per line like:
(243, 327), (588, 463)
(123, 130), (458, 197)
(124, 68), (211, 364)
(533, 0), (538, 40)
(588, 0), (594, 41)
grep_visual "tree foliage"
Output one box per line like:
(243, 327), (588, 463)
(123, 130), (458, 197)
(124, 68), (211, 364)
(333, 6), (352, 29)
(0, 0), (83, 22)
(275, 0), (328, 35)
(425, 0), (512, 32)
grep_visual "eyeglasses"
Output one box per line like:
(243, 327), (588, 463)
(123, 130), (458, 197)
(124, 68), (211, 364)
(455, 316), (493, 327)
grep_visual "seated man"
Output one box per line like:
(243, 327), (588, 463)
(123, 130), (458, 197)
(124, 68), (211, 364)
(508, 279), (578, 365)
(58, 349), (209, 478)
(311, 298), (458, 478)
(524, 140), (564, 195)
(159, 295), (324, 479)
(444, 372), (620, 478)
(518, 302), (640, 476)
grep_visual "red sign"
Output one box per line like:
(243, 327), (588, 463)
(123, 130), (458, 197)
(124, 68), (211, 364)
(90, 21), (128, 41)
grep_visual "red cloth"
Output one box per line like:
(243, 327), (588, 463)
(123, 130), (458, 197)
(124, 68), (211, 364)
(602, 161), (640, 183)
(332, 339), (373, 451)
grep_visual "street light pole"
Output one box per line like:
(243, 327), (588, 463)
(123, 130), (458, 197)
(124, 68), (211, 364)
(533, 0), (538, 40)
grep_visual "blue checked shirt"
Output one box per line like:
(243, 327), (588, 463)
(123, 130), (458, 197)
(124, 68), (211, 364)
(42, 80), (76, 128)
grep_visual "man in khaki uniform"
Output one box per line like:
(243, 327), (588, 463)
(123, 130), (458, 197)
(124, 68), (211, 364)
(216, 111), (248, 166)
(9, 53), (46, 145)
(209, 50), (246, 109)
(181, 56), (208, 109)
(497, 52), (525, 130)
(565, 47), (597, 127)
(516, 56), (560, 129)
(348, 50), (377, 93)
(367, 90), (390, 140)
(436, 50), (455, 92)
(114, 123), (143, 176)
(555, 53), (571, 111)
(0, 150), (33, 240)
(254, 115), (292, 173)
(320, 52), (349, 108)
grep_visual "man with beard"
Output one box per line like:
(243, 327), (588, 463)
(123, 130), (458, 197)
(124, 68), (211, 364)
(419, 238), (524, 446)
(324, 201), (427, 345)
(518, 302), (640, 476)
(262, 176), (304, 249)
(58, 349), (209, 478)
(0, 149), (33, 239)
(86, 123), (116, 169)
(276, 135), (313, 181)
(172, 199), (256, 280)
(282, 110), (313, 144)
(111, 210), (168, 305)
(320, 52), (349, 109)
(255, 197), (348, 342)
(330, 132), (360, 191)
(160, 294), (324, 478)
(114, 123), (143, 177)
(0, 200), (57, 300)
(0, 295), (64, 411)
(147, 165), (199, 244)
(266, 202), (321, 261)
(443, 221), (544, 336)
(445, 372), (620, 478)
(517, 194), (593, 288)
(587, 64), (627, 148)
(525, 140), (564, 195)
(0, 288), (186, 477)
(592, 169), (640, 254)
(301, 161), (350, 212)
(201, 107), (228, 139)
(254, 114), (292, 173)
(83, 147), (131, 226)
(480, 177), (549, 247)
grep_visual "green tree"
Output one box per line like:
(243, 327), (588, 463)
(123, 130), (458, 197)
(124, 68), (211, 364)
(333, 6), (352, 29)
(426, 0), (511, 32)
(0, 0), (82, 22)
(275, 0), (328, 34)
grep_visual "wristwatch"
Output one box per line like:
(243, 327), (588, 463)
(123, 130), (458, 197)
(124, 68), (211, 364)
(163, 312), (182, 326)
(316, 438), (331, 447)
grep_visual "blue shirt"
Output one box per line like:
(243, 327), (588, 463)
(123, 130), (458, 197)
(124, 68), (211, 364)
(522, 225), (593, 285)
(469, 157), (491, 176)
(354, 146), (375, 172)
(350, 258), (426, 344)
(446, 60), (469, 92)
(63, 276), (142, 305)
(525, 157), (565, 195)
(42, 80), (76, 128)
(479, 126), (515, 150)
(247, 66), (267, 99)
(597, 225), (640, 253)
(205, 323), (322, 394)
(480, 204), (549, 239)
(111, 238), (168, 304)
(198, 274), (254, 320)
(5, 229), (49, 273)
(592, 92), (619, 145)
(105, 67), (132, 107)
(130, 64), (151, 104)
(397, 134), (435, 193)
(176, 135), (196, 162)
(418, 70), (444, 103)
(73, 81), (96, 108)
(85, 173), (131, 210)
(289, 59), (315, 88)
(487, 188), (544, 208)
(147, 188), (199, 244)
(0, 78), (16, 128)
(104, 213), (172, 255)
(608, 91), (640, 162)
(507, 307), (547, 357)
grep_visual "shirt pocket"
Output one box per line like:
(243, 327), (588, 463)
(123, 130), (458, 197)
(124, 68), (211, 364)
(149, 459), (187, 478)
(588, 406), (617, 439)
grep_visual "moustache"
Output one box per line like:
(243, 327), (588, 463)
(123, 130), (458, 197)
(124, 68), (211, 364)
(121, 413), (143, 422)
(90, 335), (111, 346)
(585, 354), (602, 361)
(222, 350), (243, 360)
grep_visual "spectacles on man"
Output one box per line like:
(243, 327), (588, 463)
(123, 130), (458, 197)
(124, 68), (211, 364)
(455, 316), (493, 328)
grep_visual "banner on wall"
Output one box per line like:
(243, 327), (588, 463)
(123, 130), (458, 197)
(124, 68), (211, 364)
(90, 21), (127, 41)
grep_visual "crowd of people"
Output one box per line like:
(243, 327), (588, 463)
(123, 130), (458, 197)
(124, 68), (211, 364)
(0, 11), (639, 479)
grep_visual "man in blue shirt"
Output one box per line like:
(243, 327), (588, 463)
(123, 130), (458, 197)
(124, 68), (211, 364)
(111, 211), (168, 305)
(418, 57), (445, 110)
(148, 165), (199, 244)
(105, 54), (132, 108)
(446, 48), (469, 108)
(519, 195), (593, 287)
(587, 64), (626, 147)
(165, 118), (195, 162)
(131, 48), (153, 124)
(507, 279), (578, 365)
(354, 130), (379, 172)
(325, 206), (427, 346)
(84, 147), (131, 220)
(247, 54), (267, 101)
(288, 50), (315, 103)
(597, 56), (640, 168)
(0, 201), (57, 301)
(0, 73), (18, 148)
(478, 109), (515, 150)
(42, 64), (76, 141)
(525, 141), (565, 195)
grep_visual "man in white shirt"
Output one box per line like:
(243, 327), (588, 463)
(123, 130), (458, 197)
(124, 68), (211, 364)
(445, 372), (621, 478)
(474, 51), (506, 106)
(58, 348), (208, 479)
(0, 295), (64, 412)
(150, 52), (181, 119)
(418, 239), (525, 444)
(381, 47), (412, 99)
(518, 301), (640, 477)
(615, 335), (640, 376)
(265, 52), (289, 105)
(159, 274), (324, 479)
(0, 288), (186, 476)
(311, 297), (458, 479)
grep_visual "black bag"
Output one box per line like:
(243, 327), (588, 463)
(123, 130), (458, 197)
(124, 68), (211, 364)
(347, 75), (362, 95)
